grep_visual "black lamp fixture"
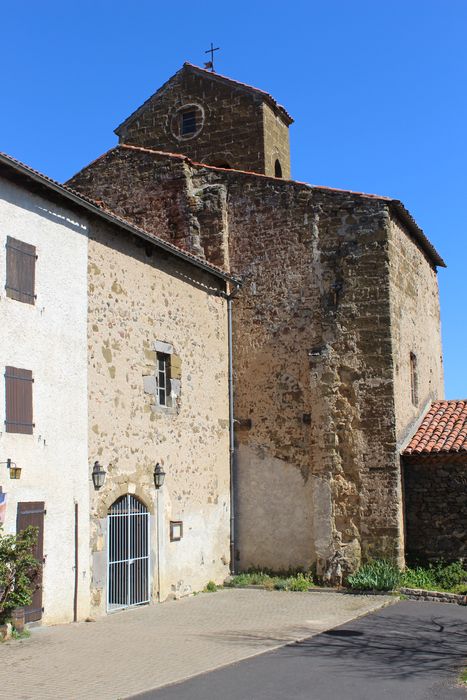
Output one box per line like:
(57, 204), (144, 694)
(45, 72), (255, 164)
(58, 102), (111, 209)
(91, 461), (106, 490)
(153, 462), (166, 490)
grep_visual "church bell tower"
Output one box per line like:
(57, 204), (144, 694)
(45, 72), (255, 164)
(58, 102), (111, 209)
(114, 63), (293, 178)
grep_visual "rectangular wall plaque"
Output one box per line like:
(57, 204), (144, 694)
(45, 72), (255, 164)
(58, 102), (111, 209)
(170, 520), (183, 542)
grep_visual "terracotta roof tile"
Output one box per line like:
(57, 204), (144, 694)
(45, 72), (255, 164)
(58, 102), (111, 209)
(404, 400), (467, 456)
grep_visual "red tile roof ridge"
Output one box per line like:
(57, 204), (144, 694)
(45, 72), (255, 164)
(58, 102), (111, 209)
(118, 144), (391, 198)
(116, 145), (445, 268)
(404, 400), (467, 456)
(183, 62), (294, 124)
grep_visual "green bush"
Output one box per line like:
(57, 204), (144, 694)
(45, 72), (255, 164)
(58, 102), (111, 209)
(347, 560), (400, 591)
(204, 580), (217, 592)
(400, 566), (438, 590)
(0, 525), (40, 624)
(273, 579), (288, 591)
(287, 573), (313, 591)
(401, 561), (467, 592)
(433, 562), (467, 591)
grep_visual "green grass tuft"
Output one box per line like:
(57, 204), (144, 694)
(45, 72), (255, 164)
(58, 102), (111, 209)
(348, 560), (400, 591)
(204, 580), (218, 592)
(228, 570), (314, 592)
(348, 559), (467, 593)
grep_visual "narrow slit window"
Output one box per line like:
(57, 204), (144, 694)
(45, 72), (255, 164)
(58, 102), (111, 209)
(274, 159), (283, 178)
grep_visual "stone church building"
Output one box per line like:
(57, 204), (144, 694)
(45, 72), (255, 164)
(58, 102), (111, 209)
(67, 62), (450, 580)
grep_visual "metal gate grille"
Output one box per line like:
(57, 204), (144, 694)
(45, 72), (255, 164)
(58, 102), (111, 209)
(107, 495), (150, 612)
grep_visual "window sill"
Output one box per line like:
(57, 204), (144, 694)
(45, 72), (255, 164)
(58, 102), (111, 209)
(151, 404), (178, 416)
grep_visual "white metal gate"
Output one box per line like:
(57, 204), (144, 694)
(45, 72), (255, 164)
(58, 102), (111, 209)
(107, 495), (150, 611)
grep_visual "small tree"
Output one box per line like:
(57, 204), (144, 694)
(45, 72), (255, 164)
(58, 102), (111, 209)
(0, 525), (40, 625)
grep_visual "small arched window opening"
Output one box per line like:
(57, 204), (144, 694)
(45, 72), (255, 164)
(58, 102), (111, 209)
(410, 352), (418, 405)
(274, 159), (283, 178)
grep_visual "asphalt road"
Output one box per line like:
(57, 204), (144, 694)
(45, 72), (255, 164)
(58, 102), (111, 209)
(131, 600), (467, 700)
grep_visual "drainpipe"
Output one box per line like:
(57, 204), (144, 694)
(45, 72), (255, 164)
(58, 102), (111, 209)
(73, 501), (78, 622)
(226, 282), (241, 575)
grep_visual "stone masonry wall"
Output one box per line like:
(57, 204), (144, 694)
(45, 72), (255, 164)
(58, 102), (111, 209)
(201, 170), (402, 574)
(262, 103), (291, 179)
(86, 216), (230, 614)
(69, 147), (443, 576)
(388, 216), (444, 445)
(116, 66), (267, 174)
(69, 147), (205, 257)
(403, 458), (467, 562)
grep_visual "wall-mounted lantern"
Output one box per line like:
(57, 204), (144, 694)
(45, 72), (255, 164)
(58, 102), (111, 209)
(1, 458), (21, 479)
(91, 461), (106, 490)
(153, 463), (166, 490)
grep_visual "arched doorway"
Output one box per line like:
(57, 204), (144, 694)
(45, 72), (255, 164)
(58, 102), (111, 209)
(107, 495), (150, 611)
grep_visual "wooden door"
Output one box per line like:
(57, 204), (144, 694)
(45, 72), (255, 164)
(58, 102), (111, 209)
(16, 502), (45, 622)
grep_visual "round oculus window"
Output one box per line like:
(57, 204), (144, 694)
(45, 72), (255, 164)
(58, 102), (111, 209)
(170, 104), (204, 141)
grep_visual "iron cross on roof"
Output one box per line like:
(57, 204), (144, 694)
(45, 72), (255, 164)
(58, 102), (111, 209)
(204, 42), (220, 72)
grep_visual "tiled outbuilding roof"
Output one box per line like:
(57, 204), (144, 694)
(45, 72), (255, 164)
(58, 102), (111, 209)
(404, 401), (467, 456)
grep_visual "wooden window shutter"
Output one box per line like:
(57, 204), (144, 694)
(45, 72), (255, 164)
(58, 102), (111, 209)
(6, 236), (37, 304)
(169, 354), (182, 380)
(5, 366), (34, 434)
(16, 502), (45, 622)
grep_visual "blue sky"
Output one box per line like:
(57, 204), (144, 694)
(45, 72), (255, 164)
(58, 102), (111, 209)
(1, 1), (466, 397)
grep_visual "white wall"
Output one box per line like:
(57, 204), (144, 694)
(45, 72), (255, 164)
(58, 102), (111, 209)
(0, 177), (90, 624)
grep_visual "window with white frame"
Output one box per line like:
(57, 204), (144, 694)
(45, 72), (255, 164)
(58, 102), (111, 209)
(156, 352), (171, 406)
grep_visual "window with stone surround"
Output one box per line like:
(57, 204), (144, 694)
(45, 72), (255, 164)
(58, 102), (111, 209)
(410, 352), (418, 405)
(143, 340), (182, 413)
(156, 352), (170, 407)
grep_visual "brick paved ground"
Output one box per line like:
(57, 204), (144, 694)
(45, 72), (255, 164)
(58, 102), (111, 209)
(1, 589), (394, 700)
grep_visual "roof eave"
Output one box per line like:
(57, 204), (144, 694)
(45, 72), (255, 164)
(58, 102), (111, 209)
(185, 63), (294, 125)
(0, 152), (240, 286)
(114, 65), (186, 137)
(390, 200), (446, 269)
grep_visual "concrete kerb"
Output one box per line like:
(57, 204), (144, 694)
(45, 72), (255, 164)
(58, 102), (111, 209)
(400, 587), (467, 605)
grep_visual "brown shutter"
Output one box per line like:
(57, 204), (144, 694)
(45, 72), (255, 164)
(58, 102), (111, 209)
(16, 502), (45, 623)
(6, 236), (36, 305)
(5, 366), (34, 434)
(169, 354), (182, 380)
